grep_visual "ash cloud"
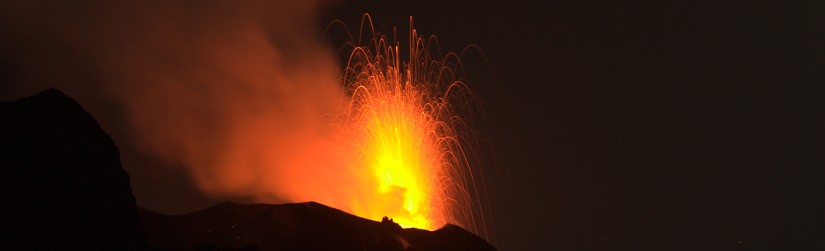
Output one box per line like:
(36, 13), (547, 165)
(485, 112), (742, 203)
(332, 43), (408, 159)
(0, 0), (361, 212)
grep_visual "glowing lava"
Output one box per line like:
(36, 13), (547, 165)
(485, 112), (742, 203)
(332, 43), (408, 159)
(333, 16), (483, 232)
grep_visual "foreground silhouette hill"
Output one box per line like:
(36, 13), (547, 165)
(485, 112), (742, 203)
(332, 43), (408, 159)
(139, 201), (496, 251)
(0, 89), (495, 250)
(0, 89), (145, 249)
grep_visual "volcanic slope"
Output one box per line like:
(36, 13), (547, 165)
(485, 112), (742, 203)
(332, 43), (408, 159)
(0, 88), (495, 251)
(139, 201), (496, 251)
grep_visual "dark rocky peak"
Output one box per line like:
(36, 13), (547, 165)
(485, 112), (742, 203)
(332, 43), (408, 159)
(0, 89), (496, 250)
(0, 88), (145, 249)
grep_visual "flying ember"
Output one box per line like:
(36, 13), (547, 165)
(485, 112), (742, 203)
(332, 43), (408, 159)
(331, 15), (486, 235)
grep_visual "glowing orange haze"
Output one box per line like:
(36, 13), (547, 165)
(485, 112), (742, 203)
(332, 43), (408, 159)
(0, 0), (485, 236)
(335, 27), (456, 230)
(274, 17), (481, 231)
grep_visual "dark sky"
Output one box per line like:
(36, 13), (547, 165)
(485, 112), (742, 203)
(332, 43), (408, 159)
(326, 1), (825, 250)
(2, 0), (823, 250)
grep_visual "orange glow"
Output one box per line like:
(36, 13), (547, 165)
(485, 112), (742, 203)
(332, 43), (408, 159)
(342, 57), (441, 229)
(331, 16), (481, 231)
(11, 0), (489, 239)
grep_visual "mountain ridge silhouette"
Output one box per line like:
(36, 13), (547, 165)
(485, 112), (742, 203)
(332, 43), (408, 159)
(0, 88), (496, 251)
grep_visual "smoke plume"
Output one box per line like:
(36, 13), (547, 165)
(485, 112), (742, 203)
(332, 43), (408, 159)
(0, 0), (364, 210)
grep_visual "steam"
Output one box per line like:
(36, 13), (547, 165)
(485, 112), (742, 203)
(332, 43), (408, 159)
(0, 0), (360, 206)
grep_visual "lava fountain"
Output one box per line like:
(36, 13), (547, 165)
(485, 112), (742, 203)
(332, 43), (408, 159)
(0, 0), (490, 241)
(329, 15), (487, 236)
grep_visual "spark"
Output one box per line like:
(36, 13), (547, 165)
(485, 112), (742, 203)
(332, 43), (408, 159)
(330, 14), (488, 237)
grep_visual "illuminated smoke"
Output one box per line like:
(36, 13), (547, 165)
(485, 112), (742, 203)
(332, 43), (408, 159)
(0, 0), (346, 203)
(0, 0), (487, 237)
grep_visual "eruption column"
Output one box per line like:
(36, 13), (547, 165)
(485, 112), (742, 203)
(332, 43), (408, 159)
(334, 16), (484, 234)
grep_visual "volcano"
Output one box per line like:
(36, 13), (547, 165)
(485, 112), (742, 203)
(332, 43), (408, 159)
(139, 202), (494, 250)
(0, 89), (495, 250)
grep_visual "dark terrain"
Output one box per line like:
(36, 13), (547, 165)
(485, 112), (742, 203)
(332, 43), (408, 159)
(140, 202), (494, 251)
(0, 89), (146, 250)
(0, 89), (495, 250)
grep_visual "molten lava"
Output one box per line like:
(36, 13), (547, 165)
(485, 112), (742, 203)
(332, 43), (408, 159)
(332, 16), (482, 232)
(1, 0), (489, 241)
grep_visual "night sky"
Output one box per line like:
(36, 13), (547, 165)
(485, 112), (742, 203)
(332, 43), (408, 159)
(2, 0), (824, 250)
(327, 1), (825, 250)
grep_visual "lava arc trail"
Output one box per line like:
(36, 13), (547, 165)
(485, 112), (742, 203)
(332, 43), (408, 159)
(329, 15), (488, 238)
